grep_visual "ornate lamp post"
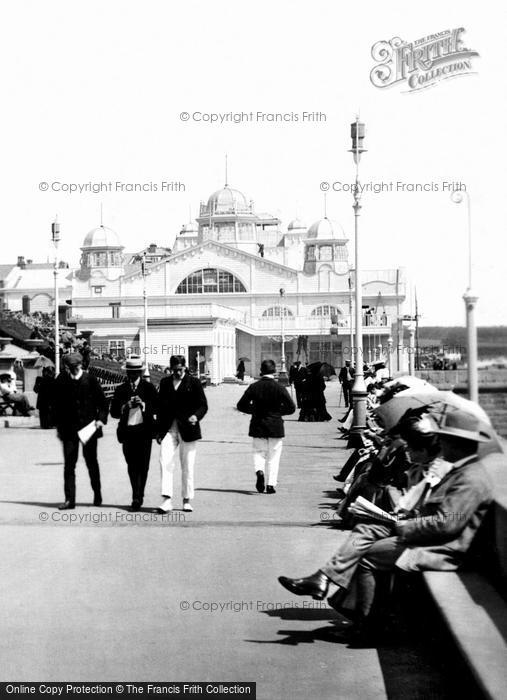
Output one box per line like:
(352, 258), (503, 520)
(387, 336), (393, 379)
(407, 322), (416, 376)
(278, 288), (289, 385)
(51, 218), (60, 375)
(348, 117), (367, 446)
(451, 190), (478, 402)
(141, 252), (150, 379)
(348, 273), (354, 362)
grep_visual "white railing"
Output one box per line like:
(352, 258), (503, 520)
(249, 314), (392, 331)
(72, 303), (246, 323)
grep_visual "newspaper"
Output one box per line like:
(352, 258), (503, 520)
(348, 495), (398, 523)
(77, 420), (97, 445)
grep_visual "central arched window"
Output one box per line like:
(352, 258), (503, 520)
(262, 306), (293, 317)
(175, 268), (246, 294)
(311, 305), (340, 317)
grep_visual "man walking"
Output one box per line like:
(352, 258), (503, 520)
(53, 352), (108, 510)
(237, 359), (296, 494)
(289, 360), (306, 409)
(338, 360), (354, 407)
(157, 355), (208, 513)
(110, 356), (158, 511)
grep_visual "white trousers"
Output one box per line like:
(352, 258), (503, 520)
(252, 437), (283, 487)
(159, 422), (197, 499)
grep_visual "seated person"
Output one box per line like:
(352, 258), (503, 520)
(279, 409), (493, 641)
(0, 371), (33, 416)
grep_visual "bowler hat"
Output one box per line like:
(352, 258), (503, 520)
(435, 410), (490, 443)
(123, 355), (144, 371)
(65, 352), (83, 367)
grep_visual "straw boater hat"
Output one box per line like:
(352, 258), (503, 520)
(435, 410), (490, 443)
(123, 355), (143, 371)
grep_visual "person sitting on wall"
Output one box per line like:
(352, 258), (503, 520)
(0, 371), (34, 416)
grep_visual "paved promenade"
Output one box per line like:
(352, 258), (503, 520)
(0, 383), (462, 699)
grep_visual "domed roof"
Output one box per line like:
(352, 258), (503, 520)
(82, 225), (122, 249)
(179, 221), (198, 236)
(288, 218), (307, 232)
(306, 217), (345, 240)
(207, 185), (252, 214)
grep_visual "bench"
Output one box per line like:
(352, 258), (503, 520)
(422, 452), (507, 700)
(0, 397), (21, 416)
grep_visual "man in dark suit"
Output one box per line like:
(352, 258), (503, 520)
(237, 358), (296, 494)
(157, 355), (208, 513)
(288, 360), (306, 409)
(278, 409), (493, 640)
(110, 355), (158, 511)
(338, 360), (354, 407)
(53, 352), (108, 510)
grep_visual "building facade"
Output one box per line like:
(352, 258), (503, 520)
(0, 256), (72, 317)
(70, 183), (407, 382)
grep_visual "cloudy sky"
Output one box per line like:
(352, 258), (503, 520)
(1, 0), (505, 325)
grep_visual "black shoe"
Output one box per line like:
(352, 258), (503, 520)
(130, 500), (141, 512)
(58, 501), (75, 510)
(278, 571), (330, 600)
(93, 495), (102, 506)
(255, 470), (265, 493)
(266, 485), (276, 494)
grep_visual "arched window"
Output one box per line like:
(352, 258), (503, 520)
(262, 306), (293, 317)
(175, 268), (246, 294)
(311, 305), (340, 317)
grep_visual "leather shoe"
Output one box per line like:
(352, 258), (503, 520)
(278, 570), (330, 600)
(58, 501), (75, 510)
(255, 470), (265, 493)
(93, 495), (102, 506)
(130, 500), (141, 512)
(266, 485), (276, 494)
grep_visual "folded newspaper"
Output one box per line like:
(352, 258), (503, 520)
(77, 420), (97, 445)
(348, 496), (398, 523)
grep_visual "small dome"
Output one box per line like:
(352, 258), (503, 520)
(307, 217), (345, 240)
(207, 186), (251, 214)
(288, 218), (307, 232)
(82, 225), (122, 249)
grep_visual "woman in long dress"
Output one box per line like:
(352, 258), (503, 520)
(298, 363), (332, 422)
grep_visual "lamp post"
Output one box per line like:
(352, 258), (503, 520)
(348, 117), (367, 446)
(348, 273), (354, 362)
(278, 287), (289, 385)
(451, 190), (478, 402)
(387, 336), (393, 379)
(51, 218), (60, 375)
(141, 252), (150, 379)
(407, 322), (416, 376)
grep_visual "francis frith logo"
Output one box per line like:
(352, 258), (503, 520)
(370, 28), (479, 92)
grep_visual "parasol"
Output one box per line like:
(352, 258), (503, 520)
(33, 355), (55, 368)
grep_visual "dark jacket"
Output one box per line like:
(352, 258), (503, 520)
(394, 455), (493, 571)
(289, 365), (306, 386)
(338, 365), (354, 385)
(237, 376), (296, 438)
(157, 372), (208, 442)
(110, 378), (159, 443)
(54, 371), (108, 439)
(34, 375), (55, 410)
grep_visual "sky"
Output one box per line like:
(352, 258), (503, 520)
(1, 0), (505, 325)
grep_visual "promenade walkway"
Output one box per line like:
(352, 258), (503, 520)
(0, 384), (475, 699)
